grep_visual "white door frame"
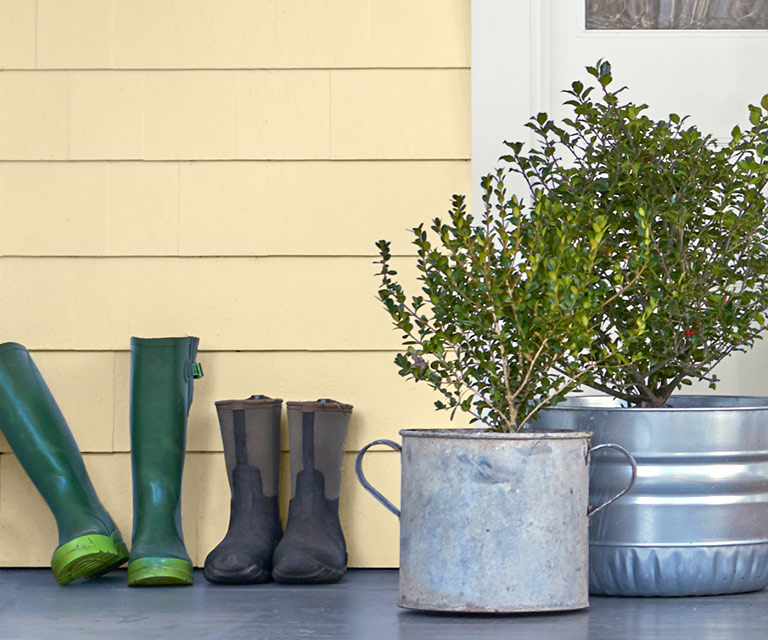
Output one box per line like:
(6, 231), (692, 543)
(472, 0), (768, 211)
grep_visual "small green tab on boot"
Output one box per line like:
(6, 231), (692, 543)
(51, 530), (129, 585)
(127, 557), (194, 586)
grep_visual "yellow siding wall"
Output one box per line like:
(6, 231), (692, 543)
(0, 0), (471, 567)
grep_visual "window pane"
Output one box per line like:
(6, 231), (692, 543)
(586, 0), (768, 30)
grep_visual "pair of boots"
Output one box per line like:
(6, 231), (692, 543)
(0, 338), (202, 586)
(204, 396), (352, 584)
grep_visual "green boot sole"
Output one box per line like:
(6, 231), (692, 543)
(51, 530), (129, 585)
(127, 557), (194, 586)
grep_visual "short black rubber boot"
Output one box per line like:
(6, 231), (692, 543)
(272, 399), (353, 584)
(0, 342), (128, 585)
(203, 395), (283, 584)
(128, 336), (203, 586)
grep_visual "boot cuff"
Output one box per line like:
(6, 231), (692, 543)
(286, 399), (353, 414)
(0, 342), (29, 355)
(130, 336), (200, 349)
(216, 396), (283, 411)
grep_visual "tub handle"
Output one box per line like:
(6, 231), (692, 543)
(587, 443), (638, 518)
(355, 439), (401, 518)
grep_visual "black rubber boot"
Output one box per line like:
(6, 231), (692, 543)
(203, 395), (283, 584)
(272, 399), (352, 584)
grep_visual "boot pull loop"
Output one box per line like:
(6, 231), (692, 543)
(355, 439), (401, 518)
(187, 362), (204, 380)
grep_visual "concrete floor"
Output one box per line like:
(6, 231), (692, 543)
(0, 569), (767, 639)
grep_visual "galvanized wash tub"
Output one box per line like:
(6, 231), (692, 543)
(534, 396), (768, 596)
(355, 429), (636, 613)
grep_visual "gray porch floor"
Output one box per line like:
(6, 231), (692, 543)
(0, 568), (767, 639)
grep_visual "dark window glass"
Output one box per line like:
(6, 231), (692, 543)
(586, 0), (768, 30)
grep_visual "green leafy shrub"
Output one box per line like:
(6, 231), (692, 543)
(376, 60), (768, 431)
(375, 177), (649, 432)
(503, 60), (768, 407)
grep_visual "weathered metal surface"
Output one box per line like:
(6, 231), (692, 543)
(358, 429), (634, 612)
(535, 395), (768, 596)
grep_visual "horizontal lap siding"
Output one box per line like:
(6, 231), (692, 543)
(0, 0), (470, 568)
(0, 257), (421, 351)
(0, 350), (473, 455)
(28, 0), (470, 70)
(0, 161), (470, 256)
(0, 70), (470, 160)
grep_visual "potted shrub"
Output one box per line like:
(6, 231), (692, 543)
(355, 168), (638, 612)
(519, 61), (768, 596)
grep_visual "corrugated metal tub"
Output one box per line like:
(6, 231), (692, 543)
(534, 396), (768, 596)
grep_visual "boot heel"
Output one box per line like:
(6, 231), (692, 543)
(127, 557), (194, 586)
(85, 530), (130, 580)
(51, 531), (129, 585)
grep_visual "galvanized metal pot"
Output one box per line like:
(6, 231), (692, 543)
(355, 429), (636, 613)
(534, 396), (768, 597)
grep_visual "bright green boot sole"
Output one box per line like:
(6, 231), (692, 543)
(51, 530), (129, 585)
(127, 557), (194, 586)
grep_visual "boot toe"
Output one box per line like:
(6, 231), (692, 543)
(204, 546), (271, 584)
(127, 557), (194, 587)
(272, 549), (345, 584)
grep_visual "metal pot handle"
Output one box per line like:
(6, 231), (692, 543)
(355, 439), (401, 518)
(587, 443), (638, 518)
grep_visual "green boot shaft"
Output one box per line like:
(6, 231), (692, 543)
(0, 342), (127, 584)
(0, 342), (116, 544)
(130, 337), (200, 567)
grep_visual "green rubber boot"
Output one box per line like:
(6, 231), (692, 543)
(0, 342), (128, 585)
(127, 337), (203, 587)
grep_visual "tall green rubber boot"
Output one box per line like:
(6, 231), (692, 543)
(127, 337), (203, 587)
(0, 342), (129, 585)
